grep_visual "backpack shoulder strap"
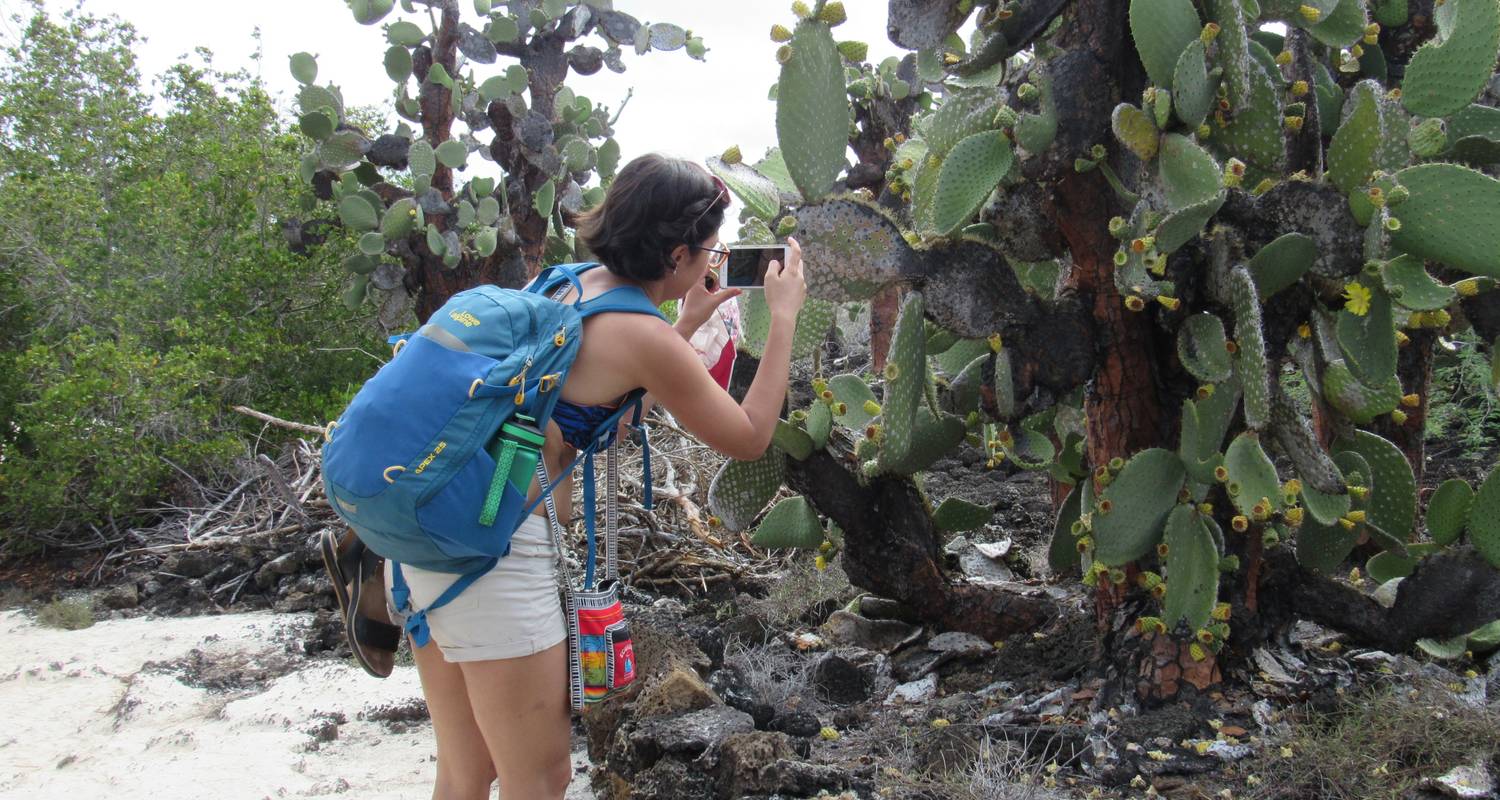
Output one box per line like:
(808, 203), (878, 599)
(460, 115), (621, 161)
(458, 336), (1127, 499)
(578, 285), (667, 321)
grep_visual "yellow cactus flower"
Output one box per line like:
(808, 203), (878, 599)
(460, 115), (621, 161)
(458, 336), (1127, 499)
(1342, 282), (1372, 316)
(1125, 295), (1146, 312)
(988, 332), (1003, 352)
(1232, 515), (1250, 533)
(1297, 323), (1312, 339)
(1212, 602), (1232, 621)
(819, 726), (839, 740)
(1299, 4), (1322, 21)
(1364, 23), (1381, 44)
(1391, 409), (1408, 425)
(1189, 642), (1208, 661)
(930, 718), (950, 729)
(815, 555), (828, 571)
(1275, 50), (1293, 66)
(1291, 80), (1310, 96)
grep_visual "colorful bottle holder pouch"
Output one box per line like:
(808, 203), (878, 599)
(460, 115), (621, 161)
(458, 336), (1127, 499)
(534, 443), (637, 712)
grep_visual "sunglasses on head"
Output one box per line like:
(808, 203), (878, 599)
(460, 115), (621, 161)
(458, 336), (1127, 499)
(685, 175), (729, 239)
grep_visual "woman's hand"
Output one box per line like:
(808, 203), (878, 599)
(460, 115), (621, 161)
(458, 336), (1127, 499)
(763, 237), (806, 323)
(677, 277), (741, 334)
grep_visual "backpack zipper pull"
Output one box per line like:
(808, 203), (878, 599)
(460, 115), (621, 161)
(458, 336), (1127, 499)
(510, 357), (532, 405)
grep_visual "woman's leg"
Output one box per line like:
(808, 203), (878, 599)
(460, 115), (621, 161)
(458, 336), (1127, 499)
(410, 636), (499, 800)
(459, 641), (574, 799)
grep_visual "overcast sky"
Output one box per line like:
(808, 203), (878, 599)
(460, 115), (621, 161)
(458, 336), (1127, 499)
(14, 0), (911, 174)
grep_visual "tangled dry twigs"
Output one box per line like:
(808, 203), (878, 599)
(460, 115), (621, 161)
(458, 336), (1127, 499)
(93, 405), (787, 597)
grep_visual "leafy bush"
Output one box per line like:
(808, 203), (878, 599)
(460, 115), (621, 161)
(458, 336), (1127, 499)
(0, 329), (242, 549)
(35, 597), (95, 631)
(1426, 332), (1500, 459)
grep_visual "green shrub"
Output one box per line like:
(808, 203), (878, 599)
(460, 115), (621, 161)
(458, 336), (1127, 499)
(0, 329), (243, 550)
(1425, 331), (1500, 459)
(35, 598), (94, 630)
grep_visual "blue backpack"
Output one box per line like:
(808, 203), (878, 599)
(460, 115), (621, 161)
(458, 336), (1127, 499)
(320, 262), (664, 644)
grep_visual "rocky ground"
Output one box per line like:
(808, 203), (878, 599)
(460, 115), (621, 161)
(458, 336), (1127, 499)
(5, 446), (1500, 799)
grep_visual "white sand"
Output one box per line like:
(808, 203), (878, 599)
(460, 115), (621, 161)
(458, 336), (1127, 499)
(0, 610), (594, 799)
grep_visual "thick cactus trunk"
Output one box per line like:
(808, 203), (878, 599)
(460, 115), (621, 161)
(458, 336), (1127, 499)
(783, 446), (1060, 640)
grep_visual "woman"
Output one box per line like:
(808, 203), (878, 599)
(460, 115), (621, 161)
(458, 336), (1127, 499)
(387, 153), (806, 799)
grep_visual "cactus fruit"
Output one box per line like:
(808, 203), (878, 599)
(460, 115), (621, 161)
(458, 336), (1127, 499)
(1227, 267), (1271, 429)
(776, 19), (851, 202)
(1400, 0), (1500, 119)
(1380, 254), (1457, 311)
(1130, 0), (1205, 91)
(1159, 134), (1224, 210)
(708, 446), (788, 532)
(1389, 163), (1500, 279)
(1246, 232), (1317, 300)
(751, 495), (826, 549)
(933, 497), (993, 532)
(1178, 313), (1234, 383)
(1164, 506), (1222, 632)
(932, 131), (1013, 235)
(1091, 449), (1188, 566)
(1426, 477), (1474, 546)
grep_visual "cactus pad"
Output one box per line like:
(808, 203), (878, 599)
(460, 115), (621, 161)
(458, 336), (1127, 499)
(876, 293), (928, 472)
(1225, 432), (1283, 517)
(1160, 134), (1223, 211)
(1308, 0), (1370, 48)
(339, 196), (380, 232)
(1177, 313), (1233, 383)
(1228, 267), (1271, 430)
(1400, 0), (1500, 119)
(794, 198), (915, 301)
(777, 422), (815, 462)
(1390, 163), (1500, 279)
(1130, 0), (1204, 91)
(707, 157), (782, 222)
(708, 446), (787, 532)
(1296, 519), (1359, 573)
(775, 19), (851, 202)
(933, 497), (993, 532)
(927, 90), (1005, 158)
(1426, 478), (1474, 546)
(829, 374), (879, 430)
(1180, 377), (1241, 484)
(1172, 41), (1216, 130)
(1328, 81), (1397, 195)
(1155, 191), (1227, 253)
(751, 495), (826, 550)
(1469, 465), (1500, 567)
(1322, 361), (1402, 424)
(1270, 388), (1345, 496)
(1335, 430), (1416, 542)
(933, 131), (1013, 236)
(1048, 481), (1086, 573)
(1380, 255), (1456, 311)
(1447, 104), (1500, 164)
(1112, 103), (1162, 161)
(1336, 278), (1397, 386)
(887, 0), (972, 49)
(1092, 448), (1188, 566)
(1164, 505), (1221, 632)
(1247, 233), (1317, 300)
(805, 401), (833, 450)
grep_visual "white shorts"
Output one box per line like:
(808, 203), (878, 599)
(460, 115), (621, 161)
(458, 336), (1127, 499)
(385, 514), (567, 662)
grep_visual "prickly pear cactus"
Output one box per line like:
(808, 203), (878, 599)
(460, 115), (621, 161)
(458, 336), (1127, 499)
(696, 0), (1500, 676)
(288, 1), (704, 316)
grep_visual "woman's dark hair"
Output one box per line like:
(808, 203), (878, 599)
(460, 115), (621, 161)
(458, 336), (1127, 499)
(576, 153), (729, 282)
